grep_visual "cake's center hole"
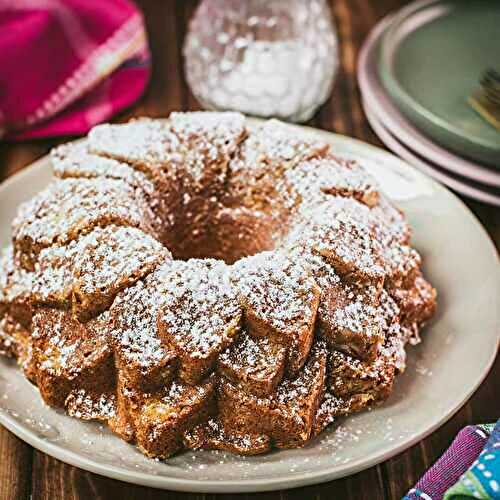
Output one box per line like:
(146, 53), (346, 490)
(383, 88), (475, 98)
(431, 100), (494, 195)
(166, 209), (279, 265)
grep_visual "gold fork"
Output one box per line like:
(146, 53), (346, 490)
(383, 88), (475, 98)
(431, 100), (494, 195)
(468, 68), (500, 131)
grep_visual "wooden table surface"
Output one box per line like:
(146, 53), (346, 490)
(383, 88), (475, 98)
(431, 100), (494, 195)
(0, 1), (498, 499)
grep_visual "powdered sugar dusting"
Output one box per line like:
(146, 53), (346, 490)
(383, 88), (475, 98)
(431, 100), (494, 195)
(0, 246), (33, 307)
(0, 112), (436, 459)
(231, 119), (328, 175)
(233, 250), (318, 334)
(51, 140), (155, 196)
(12, 178), (157, 265)
(286, 155), (380, 208)
(32, 225), (169, 316)
(110, 262), (174, 368)
(88, 118), (184, 168)
(159, 259), (241, 363)
(66, 389), (116, 420)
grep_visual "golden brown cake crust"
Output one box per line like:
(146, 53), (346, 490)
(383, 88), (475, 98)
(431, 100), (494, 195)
(0, 112), (436, 458)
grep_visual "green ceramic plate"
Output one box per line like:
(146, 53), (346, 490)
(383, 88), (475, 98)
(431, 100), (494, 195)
(379, 0), (500, 167)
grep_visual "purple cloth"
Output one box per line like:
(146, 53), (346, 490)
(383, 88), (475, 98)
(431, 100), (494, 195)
(405, 425), (490, 500)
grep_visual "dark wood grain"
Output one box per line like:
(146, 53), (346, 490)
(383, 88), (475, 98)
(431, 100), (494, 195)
(0, 1), (498, 499)
(0, 427), (32, 500)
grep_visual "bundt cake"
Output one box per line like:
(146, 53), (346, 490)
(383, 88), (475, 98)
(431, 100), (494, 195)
(0, 112), (437, 458)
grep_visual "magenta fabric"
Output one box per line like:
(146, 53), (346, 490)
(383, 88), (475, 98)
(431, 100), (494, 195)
(0, 0), (151, 139)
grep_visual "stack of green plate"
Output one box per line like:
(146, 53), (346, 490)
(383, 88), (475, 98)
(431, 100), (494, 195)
(358, 0), (500, 205)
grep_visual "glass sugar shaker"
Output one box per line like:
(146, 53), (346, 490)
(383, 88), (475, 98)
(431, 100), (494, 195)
(183, 0), (338, 123)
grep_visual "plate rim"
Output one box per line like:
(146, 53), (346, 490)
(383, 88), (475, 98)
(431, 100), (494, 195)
(358, 11), (500, 202)
(360, 6), (500, 186)
(363, 99), (500, 207)
(379, 0), (500, 158)
(0, 130), (498, 493)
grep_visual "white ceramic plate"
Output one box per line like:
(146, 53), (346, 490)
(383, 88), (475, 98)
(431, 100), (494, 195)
(358, 12), (500, 190)
(0, 130), (498, 493)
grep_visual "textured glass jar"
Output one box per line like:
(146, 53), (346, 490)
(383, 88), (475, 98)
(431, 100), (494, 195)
(183, 0), (338, 122)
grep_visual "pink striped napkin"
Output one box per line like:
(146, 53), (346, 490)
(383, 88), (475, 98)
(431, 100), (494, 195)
(0, 0), (151, 140)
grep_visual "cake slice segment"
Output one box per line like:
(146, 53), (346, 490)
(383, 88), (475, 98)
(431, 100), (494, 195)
(226, 119), (329, 214)
(33, 225), (169, 320)
(88, 118), (184, 178)
(218, 342), (327, 448)
(31, 309), (115, 409)
(229, 119), (329, 182)
(232, 250), (320, 374)
(327, 349), (396, 401)
(0, 246), (33, 328)
(317, 280), (383, 360)
(109, 262), (179, 376)
(12, 178), (157, 270)
(169, 111), (246, 181)
(107, 262), (179, 440)
(313, 340), (406, 437)
(51, 140), (155, 193)
(184, 417), (271, 456)
(157, 259), (242, 385)
(391, 272), (437, 328)
(285, 197), (421, 291)
(286, 155), (380, 209)
(286, 245), (403, 362)
(71, 226), (168, 319)
(135, 376), (216, 458)
(312, 390), (377, 436)
(296, 199), (387, 287)
(217, 334), (287, 397)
